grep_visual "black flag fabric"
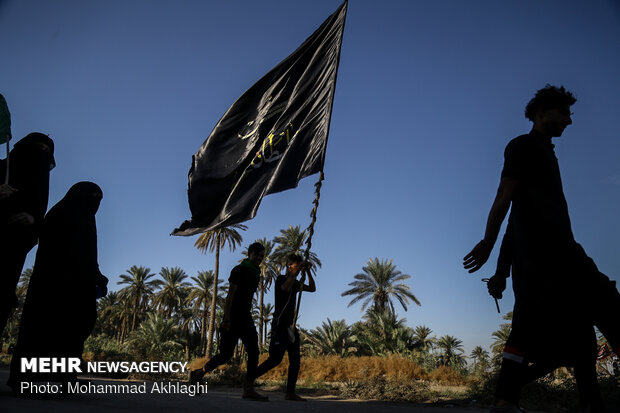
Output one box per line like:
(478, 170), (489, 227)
(173, 2), (347, 236)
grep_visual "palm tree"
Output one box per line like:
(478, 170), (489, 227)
(117, 265), (158, 333)
(353, 308), (414, 356)
(186, 270), (225, 354)
(470, 345), (490, 375)
(491, 326), (512, 359)
(491, 312), (513, 361)
(411, 325), (436, 370)
(342, 258), (421, 313)
(272, 225), (321, 272)
(412, 325), (434, 353)
(304, 319), (356, 356)
(261, 302), (274, 346)
(437, 335), (465, 368)
(176, 304), (200, 362)
(128, 313), (182, 359)
(152, 266), (191, 317)
(242, 238), (278, 347)
(194, 224), (246, 358)
(117, 297), (137, 343)
(15, 267), (33, 299)
(95, 291), (123, 338)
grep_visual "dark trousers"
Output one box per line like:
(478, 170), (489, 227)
(203, 318), (258, 380)
(254, 326), (300, 393)
(495, 358), (602, 411)
(495, 327), (602, 411)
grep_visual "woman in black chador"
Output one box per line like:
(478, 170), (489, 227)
(0, 133), (55, 335)
(8, 182), (108, 389)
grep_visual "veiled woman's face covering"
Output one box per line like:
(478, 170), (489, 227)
(89, 191), (103, 215)
(63, 182), (103, 216)
(12, 132), (56, 171)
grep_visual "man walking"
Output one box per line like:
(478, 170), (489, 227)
(253, 253), (316, 401)
(190, 241), (268, 401)
(463, 85), (618, 412)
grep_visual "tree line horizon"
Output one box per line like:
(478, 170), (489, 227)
(3, 223), (524, 377)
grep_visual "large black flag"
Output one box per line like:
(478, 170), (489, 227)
(173, 2), (347, 236)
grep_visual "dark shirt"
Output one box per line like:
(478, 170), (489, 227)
(228, 259), (260, 322)
(495, 131), (598, 364)
(501, 130), (575, 269)
(496, 215), (514, 278)
(273, 274), (301, 330)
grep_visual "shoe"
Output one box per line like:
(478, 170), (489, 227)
(242, 389), (269, 401)
(189, 368), (205, 385)
(285, 393), (307, 401)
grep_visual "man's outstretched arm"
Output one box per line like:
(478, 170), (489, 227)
(463, 176), (517, 273)
(487, 223), (514, 298)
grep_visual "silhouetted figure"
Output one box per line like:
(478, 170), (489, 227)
(0, 133), (55, 337)
(489, 221), (620, 356)
(463, 85), (612, 412)
(253, 254), (315, 401)
(488, 218), (620, 412)
(7, 182), (108, 390)
(190, 242), (268, 401)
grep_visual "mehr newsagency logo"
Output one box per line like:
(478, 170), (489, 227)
(19, 357), (207, 396)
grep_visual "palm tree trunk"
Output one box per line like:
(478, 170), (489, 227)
(118, 317), (126, 344)
(205, 232), (220, 358)
(131, 295), (140, 332)
(185, 327), (191, 363)
(201, 306), (208, 354)
(258, 279), (264, 348)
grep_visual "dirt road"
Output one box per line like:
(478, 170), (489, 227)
(0, 367), (487, 413)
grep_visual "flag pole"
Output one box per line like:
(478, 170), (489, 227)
(291, 170), (324, 328)
(291, 1), (347, 329)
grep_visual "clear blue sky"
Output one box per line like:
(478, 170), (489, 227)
(2, 0), (620, 356)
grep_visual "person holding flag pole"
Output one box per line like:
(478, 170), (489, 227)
(177, 1), (346, 399)
(252, 253), (316, 401)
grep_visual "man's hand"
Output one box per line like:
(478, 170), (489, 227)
(0, 184), (17, 200)
(7, 212), (35, 226)
(487, 274), (506, 299)
(463, 240), (492, 273)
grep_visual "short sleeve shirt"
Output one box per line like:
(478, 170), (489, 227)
(501, 130), (575, 267)
(272, 274), (301, 329)
(228, 260), (260, 321)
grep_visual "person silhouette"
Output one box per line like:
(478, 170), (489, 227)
(463, 85), (612, 412)
(190, 242), (268, 401)
(8, 182), (108, 391)
(253, 254), (316, 401)
(0, 133), (55, 337)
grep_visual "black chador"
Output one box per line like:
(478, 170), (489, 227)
(8, 182), (108, 388)
(0, 133), (55, 335)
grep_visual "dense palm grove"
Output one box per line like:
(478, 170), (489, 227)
(1, 224), (616, 388)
